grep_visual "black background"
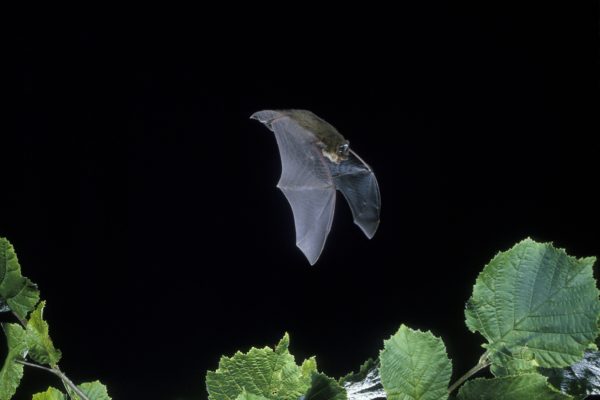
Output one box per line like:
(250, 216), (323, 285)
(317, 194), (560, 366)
(4, 3), (600, 399)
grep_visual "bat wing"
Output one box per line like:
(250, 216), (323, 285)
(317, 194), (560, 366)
(330, 150), (381, 238)
(251, 110), (336, 265)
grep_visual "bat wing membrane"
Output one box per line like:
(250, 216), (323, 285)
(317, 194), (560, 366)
(251, 110), (336, 265)
(330, 151), (381, 238)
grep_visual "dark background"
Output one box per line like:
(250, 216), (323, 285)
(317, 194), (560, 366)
(4, 3), (599, 399)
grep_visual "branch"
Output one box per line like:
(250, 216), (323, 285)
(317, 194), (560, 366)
(447, 352), (491, 394)
(15, 360), (91, 400)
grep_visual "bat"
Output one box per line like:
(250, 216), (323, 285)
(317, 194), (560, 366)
(251, 109), (381, 265)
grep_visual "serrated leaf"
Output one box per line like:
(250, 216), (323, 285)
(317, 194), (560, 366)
(0, 323), (28, 400)
(456, 373), (572, 400)
(0, 238), (40, 319)
(76, 381), (111, 400)
(32, 382), (111, 400)
(465, 238), (600, 375)
(340, 359), (385, 400)
(380, 325), (452, 400)
(32, 387), (67, 400)
(303, 373), (347, 400)
(235, 390), (271, 400)
(206, 333), (317, 400)
(302, 356), (318, 380)
(540, 348), (600, 399)
(26, 301), (62, 366)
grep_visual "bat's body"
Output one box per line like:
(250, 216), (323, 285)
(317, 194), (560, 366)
(251, 109), (381, 265)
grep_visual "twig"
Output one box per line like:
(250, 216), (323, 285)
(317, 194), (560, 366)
(15, 360), (91, 400)
(447, 352), (491, 394)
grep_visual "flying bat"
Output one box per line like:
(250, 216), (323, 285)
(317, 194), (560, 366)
(251, 109), (381, 265)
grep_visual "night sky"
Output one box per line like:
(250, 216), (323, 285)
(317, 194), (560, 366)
(5, 3), (600, 399)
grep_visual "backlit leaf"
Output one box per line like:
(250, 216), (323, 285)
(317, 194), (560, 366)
(77, 381), (111, 400)
(26, 301), (62, 366)
(32, 387), (67, 400)
(0, 323), (28, 400)
(206, 333), (317, 400)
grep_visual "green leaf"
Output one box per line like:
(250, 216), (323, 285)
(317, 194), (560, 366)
(304, 373), (347, 400)
(456, 373), (572, 400)
(0, 238), (40, 320)
(32, 387), (67, 400)
(234, 390), (271, 400)
(76, 381), (111, 400)
(0, 323), (28, 400)
(339, 359), (385, 400)
(539, 347), (600, 399)
(26, 301), (62, 366)
(379, 325), (452, 400)
(465, 238), (600, 375)
(206, 333), (317, 400)
(31, 382), (111, 400)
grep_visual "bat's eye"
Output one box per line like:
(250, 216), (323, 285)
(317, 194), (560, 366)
(338, 143), (350, 157)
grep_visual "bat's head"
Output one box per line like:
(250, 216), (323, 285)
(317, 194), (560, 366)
(322, 140), (350, 163)
(338, 142), (350, 158)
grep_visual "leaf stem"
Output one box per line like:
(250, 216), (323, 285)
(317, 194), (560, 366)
(15, 359), (91, 400)
(447, 352), (491, 394)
